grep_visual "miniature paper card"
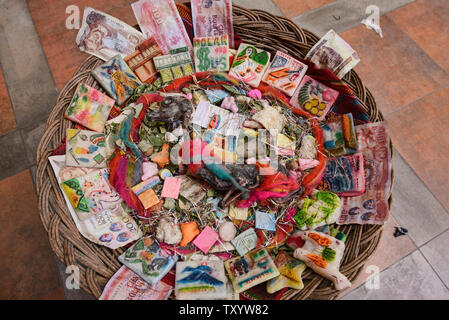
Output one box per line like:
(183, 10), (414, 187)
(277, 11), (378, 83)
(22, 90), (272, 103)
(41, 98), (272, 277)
(192, 226), (219, 254)
(153, 49), (194, 84)
(323, 153), (365, 196)
(61, 168), (122, 221)
(49, 156), (142, 249)
(224, 248), (280, 293)
(100, 266), (173, 300)
(255, 210), (276, 232)
(262, 51), (308, 96)
(175, 258), (227, 300)
(191, 0), (235, 48)
(76, 7), (145, 61)
(229, 43), (271, 87)
(137, 188), (160, 209)
(65, 129), (107, 168)
(231, 228), (258, 256)
(124, 38), (163, 83)
(65, 83), (115, 132)
(92, 55), (142, 105)
(161, 177), (181, 199)
(289, 75), (339, 121)
(194, 35), (230, 72)
(119, 237), (177, 286)
(132, 176), (161, 196)
(192, 101), (245, 136)
(322, 113), (358, 156)
(305, 29), (360, 78)
(132, 0), (193, 56)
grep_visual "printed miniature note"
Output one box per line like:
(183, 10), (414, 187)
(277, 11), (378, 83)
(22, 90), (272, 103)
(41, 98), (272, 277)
(153, 48), (194, 84)
(76, 7), (145, 61)
(100, 266), (173, 300)
(92, 55), (142, 105)
(263, 51), (308, 96)
(338, 122), (392, 225)
(65, 129), (107, 168)
(305, 29), (360, 78)
(322, 113), (358, 156)
(132, 0), (193, 56)
(191, 0), (235, 48)
(65, 83), (115, 132)
(194, 35), (230, 72)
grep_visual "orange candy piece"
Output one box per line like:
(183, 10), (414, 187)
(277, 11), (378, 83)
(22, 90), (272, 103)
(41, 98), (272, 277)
(179, 221), (200, 247)
(151, 143), (170, 168)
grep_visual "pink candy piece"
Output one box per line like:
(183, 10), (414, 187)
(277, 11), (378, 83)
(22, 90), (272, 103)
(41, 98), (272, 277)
(192, 226), (219, 254)
(141, 162), (159, 181)
(298, 158), (320, 171)
(161, 177), (182, 199)
(248, 89), (262, 100)
(221, 96), (238, 113)
(184, 93), (193, 101)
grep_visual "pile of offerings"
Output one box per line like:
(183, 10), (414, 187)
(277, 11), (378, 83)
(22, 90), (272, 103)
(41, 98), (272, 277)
(49, 0), (392, 300)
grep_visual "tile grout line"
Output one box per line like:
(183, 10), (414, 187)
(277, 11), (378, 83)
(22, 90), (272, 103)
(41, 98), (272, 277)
(385, 82), (449, 118)
(418, 246), (449, 292)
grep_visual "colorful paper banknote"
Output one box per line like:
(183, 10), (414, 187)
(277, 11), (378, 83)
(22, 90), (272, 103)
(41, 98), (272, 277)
(323, 153), (365, 196)
(76, 7), (145, 61)
(191, 0), (235, 48)
(49, 155), (142, 249)
(65, 128), (107, 168)
(338, 122), (392, 225)
(194, 35), (230, 72)
(263, 51), (308, 96)
(153, 48), (194, 84)
(100, 266), (173, 300)
(132, 0), (193, 56)
(305, 29), (360, 78)
(92, 55), (142, 105)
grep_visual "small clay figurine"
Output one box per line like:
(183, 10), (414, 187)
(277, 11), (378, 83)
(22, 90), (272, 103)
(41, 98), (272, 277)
(146, 96), (193, 130)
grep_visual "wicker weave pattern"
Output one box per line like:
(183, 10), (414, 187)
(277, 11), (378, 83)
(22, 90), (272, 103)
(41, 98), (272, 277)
(35, 5), (393, 299)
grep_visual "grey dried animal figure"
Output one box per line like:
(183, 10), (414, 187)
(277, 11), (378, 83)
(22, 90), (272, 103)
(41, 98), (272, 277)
(147, 96), (193, 130)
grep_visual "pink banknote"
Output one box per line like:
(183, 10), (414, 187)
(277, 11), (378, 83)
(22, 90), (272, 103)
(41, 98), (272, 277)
(132, 0), (193, 56)
(100, 266), (173, 300)
(338, 122), (392, 225)
(191, 0), (235, 49)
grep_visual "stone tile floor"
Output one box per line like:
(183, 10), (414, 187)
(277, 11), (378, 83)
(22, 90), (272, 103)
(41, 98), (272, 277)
(0, 0), (448, 299)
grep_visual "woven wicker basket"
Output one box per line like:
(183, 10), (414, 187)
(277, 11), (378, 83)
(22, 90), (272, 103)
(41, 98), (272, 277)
(35, 5), (393, 300)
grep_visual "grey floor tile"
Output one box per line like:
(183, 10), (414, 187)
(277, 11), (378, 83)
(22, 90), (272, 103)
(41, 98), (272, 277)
(342, 250), (449, 300)
(292, 0), (414, 37)
(420, 230), (449, 287)
(22, 121), (46, 166)
(0, 130), (29, 180)
(0, 0), (58, 129)
(53, 255), (96, 300)
(233, 0), (284, 16)
(391, 151), (449, 247)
